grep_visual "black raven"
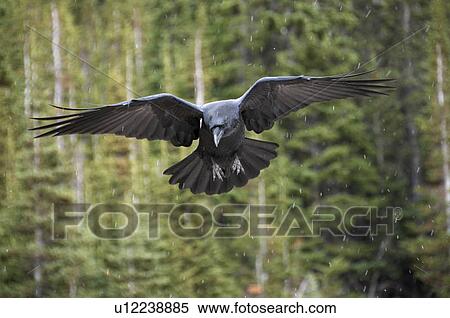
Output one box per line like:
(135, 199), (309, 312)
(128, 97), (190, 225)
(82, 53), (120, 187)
(31, 71), (393, 195)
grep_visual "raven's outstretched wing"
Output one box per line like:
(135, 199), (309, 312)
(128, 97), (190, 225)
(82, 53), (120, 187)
(238, 71), (394, 133)
(31, 93), (203, 147)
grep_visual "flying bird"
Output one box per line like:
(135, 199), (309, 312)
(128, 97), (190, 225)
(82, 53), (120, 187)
(31, 70), (394, 195)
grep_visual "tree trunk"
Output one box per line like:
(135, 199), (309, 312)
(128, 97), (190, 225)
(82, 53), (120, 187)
(401, 1), (421, 202)
(133, 9), (144, 80)
(66, 45), (92, 296)
(69, 276), (78, 298)
(125, 48), (137, 295)
(436, 43), (450, 233)
(132, 9), (151, 202)
(126, 48), (139, 200)
(282, 239), (291, 295)
(69, 86), (85, 204)
(368, 237), (392, 297)
(194, 29), (205, 105)
(73, 139), (85, 203)
(24, 32), (32, 119)
(255, 179), (267, 296)
(25, 28), (44, 297)
(373, 110), (385, 169)
(51, 1), (64, 151)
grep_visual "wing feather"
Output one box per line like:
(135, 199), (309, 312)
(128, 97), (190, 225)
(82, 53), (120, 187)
(238, 71), (394, 133)
(31, 93), (203, 147)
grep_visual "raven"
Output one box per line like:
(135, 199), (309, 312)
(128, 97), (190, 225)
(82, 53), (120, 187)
(31, 71), (393, 195)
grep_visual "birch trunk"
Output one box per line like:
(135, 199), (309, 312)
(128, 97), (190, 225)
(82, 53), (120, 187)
(194, 29), (205, 105)
(68, 85), (85, 205)
(282, 239), (291, 295)
(368, 237), (392, 297)
(436, 44), (450, 233)
(133, 9), (144, 80)
(25, 28), (43, 297)
(255, 179), (268, 295)
(127, 48), (139, 202)
(132, 10), (151, 202)
(51, 1), (64, 151)
(24, 32), (32, 119)
(125, 48), (137, 295)
(73, 139), (85, 203)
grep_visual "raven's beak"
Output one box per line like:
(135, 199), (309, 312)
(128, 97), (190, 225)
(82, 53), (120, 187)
(212, 127), (224, 147)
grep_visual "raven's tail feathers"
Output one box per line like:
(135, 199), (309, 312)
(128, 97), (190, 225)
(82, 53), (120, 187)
(235, 137), (278, 180)
(163, 151), (210, 193)
(163, 138), (278, 195)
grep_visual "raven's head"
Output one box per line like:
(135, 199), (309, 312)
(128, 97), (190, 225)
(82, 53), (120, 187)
(203, 101), (240, 147)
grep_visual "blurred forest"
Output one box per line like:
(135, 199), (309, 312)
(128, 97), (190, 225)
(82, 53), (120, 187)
(0, 0), (449, 297)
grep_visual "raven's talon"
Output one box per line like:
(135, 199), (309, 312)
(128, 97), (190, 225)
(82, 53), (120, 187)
(212, 161), (225, 181)
(232, 156), (245, 175)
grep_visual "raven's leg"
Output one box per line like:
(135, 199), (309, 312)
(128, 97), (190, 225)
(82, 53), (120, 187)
(211, 158), (225, 181)
(231, 155), (245, 175)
